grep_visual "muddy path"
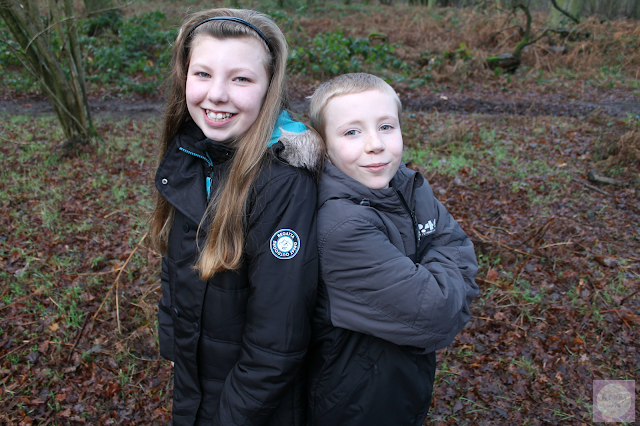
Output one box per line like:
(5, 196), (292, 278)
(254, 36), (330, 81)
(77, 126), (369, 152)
(292, 95), (640, 118)
(400, 96), (640, 118)
(1, 95), (638, 120)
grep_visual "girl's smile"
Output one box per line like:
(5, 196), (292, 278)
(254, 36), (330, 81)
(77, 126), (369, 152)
(205, 110), (234, 122)
(186, 36), (270, 142)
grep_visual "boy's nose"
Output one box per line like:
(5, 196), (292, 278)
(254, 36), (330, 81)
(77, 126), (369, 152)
(364, 132), (385, 153)
(207, 79), (229, 104)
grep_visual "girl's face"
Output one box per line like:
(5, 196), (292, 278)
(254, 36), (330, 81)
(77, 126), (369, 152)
(186, 35), (270, 142)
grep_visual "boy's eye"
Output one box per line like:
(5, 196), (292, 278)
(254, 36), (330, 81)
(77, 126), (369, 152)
(380, 124), (393, 131)
(344, 129), (358, 136)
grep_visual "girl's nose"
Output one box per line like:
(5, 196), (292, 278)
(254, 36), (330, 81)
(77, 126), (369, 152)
(365, 132), (385, 153)
(207, 79), (229, 104)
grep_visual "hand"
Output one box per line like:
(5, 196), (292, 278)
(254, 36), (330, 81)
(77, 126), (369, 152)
(171, 361), (174, 367)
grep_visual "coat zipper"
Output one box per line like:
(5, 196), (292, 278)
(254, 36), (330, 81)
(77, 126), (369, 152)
(394, 189), (420, 263)
(178, 147), (215, 201)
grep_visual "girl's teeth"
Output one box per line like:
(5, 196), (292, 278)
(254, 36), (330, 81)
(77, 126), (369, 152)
(207, 111), (232, 121)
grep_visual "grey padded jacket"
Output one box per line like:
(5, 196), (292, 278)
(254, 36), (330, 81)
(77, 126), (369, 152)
(307, 162), (479, 426)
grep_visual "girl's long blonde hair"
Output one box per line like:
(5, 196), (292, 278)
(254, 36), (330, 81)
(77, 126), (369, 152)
(150, 8), (288, 280)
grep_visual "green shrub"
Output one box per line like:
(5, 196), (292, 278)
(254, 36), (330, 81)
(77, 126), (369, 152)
(83, 11), (175, 94)
(288, 30), (407, 78)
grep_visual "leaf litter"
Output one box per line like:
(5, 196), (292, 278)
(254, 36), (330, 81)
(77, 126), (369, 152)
(0, 4), (639, 425)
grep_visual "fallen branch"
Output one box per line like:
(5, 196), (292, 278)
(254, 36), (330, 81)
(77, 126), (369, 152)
(600, 309), (632, 328)
(619, 287), (640, 306)
(469, 227), (542, 259)
(518, 217), (556, 247)
(90, 232), (148, 334)
(509, 217), (555, 286)
(76, 266), (124, 276)
(0, 338), (37, 360)
(539, 241), (573, 249)
(0, 287), (45, 312)
(471, 315), (527, 331)
(67, 311), (90, 362)
(475, 277), (500, 286)
(549, 0), (581, 24)
(587, 170), (629, 187)
(571, 177), (612, 196)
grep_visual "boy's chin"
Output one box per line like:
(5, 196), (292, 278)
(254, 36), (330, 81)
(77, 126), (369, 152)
(361, 177), (393, 190)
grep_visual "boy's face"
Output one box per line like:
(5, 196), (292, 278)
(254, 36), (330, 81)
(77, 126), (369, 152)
(323, 90), (403, 190)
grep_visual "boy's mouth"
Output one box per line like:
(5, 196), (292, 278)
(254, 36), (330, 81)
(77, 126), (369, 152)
(205, 110), (234, 122)
(363, 163), (389, 172)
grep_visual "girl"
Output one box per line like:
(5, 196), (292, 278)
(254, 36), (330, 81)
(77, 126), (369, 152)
(150, 9), (323, 426)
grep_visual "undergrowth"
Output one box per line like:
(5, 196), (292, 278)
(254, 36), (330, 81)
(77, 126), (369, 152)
(1, 3), (639, 97)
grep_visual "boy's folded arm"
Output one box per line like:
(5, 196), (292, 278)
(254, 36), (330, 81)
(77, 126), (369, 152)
(419, 198), (480, 349)
(321, 216), (478, 352)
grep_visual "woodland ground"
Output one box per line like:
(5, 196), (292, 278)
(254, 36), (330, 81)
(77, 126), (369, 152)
(1, 1), (639, 425)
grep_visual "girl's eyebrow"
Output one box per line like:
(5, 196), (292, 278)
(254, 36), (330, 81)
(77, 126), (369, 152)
(188, 63), (259, 76)
(227, 67), (259, 75)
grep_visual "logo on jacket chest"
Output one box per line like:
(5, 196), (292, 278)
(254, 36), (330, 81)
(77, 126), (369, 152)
(418, 219), (436, 238)
(270, 229), (300, 259)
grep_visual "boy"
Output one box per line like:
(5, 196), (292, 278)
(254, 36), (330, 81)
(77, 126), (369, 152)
(307, 73), (479, 426)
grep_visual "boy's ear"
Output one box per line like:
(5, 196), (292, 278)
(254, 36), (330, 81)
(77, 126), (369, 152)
(277, 128), (325, 173)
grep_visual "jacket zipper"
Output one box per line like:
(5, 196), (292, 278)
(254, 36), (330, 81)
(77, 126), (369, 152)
(179, 147), (215, 201)
(394, 189), (420, 263)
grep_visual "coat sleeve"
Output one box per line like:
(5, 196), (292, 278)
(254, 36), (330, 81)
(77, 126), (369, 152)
(157, 256), (174, 361)
(213, 170), (318, 426)
(418, 198), (479, 351)
(320, 202), (478, 354)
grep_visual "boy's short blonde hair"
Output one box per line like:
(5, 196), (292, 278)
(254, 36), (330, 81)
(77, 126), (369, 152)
(309, 73), (402, 139)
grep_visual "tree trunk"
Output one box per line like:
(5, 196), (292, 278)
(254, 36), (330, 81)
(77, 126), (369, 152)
(632, 0), (640, 19)
(0, 0), (96, 146)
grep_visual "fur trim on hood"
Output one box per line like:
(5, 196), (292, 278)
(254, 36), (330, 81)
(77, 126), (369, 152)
(276, 128), (325, 174)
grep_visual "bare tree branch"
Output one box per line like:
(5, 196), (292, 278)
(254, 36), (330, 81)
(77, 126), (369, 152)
(549, 0), (580, 24)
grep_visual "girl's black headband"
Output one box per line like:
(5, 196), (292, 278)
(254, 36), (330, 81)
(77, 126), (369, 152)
(186, 17), (272, 52)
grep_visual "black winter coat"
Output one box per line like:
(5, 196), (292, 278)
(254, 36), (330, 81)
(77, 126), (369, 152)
(307, 163), (479, 426)
(156, 122), (322, 426)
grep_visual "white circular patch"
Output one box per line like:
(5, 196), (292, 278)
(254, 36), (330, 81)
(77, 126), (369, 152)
(270, 229), (300, 260)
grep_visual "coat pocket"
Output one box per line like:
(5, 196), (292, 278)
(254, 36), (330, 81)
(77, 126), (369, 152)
(198, 284), (251, 380)
(201, 283), (250, 341)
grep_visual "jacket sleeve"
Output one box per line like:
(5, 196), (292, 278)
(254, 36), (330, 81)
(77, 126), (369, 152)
(213, 170), (318, 426)
(320, 201), (478, 354)
(419, 198), (479, 351)
(157, 256), (174, 361)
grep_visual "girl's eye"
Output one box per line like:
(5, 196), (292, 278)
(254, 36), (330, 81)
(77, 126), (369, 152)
(380, 124), (393, 131)
(344, 129), (358, 136)
(196, 71), (210, 78)
(235, 76), (251, 82)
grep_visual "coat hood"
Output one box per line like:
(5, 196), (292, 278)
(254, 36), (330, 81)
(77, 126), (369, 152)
(318, 162), (424, 210)
(275, 128), (324, 173)
(175, 113), (324, 174)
